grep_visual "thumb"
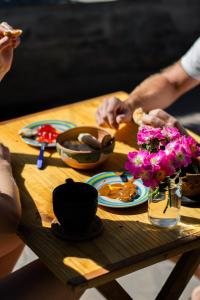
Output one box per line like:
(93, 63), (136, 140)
(0, 36), (11, 50)
(116, 113), (131, 125)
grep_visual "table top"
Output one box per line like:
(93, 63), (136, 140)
(1, 91), (200, 293)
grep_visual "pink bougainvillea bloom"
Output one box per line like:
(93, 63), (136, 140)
(181, 136), (200, 158)
(125, 150), (149, 178)
(148, 151), (165, 167)
(153, 168), (167, 184)
(173, 142), (191, 169)
(160, 151), (176, 176)
(140, 173), (160, 189)
(126, 126), (198, 189)
(162, 127), (181, 142)
(137, 126), (165, 145)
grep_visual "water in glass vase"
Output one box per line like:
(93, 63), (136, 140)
(148, 186), (181, 228)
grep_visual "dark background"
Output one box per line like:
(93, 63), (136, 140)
(0, 0), (200, 132)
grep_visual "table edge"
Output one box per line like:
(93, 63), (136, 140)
(68, 232), (200, 291)
(0, 91), (128, 125)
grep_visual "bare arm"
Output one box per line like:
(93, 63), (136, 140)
(126, 61), (199, 112)
(96, 61), (200, 128)
(0, 22), (21, 81)
(0, 145), (21, 234)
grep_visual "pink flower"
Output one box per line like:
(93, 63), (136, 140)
(181, 136), (200, 158)
(160, 151), (176, 176)
(137, 126), (165, 145)
(142, 172), (158, 189)
(126, 125), (198, 189)
(148, 151), (165, 167)
(125, 150), (149, 178)
(161, 127), (181, 141)
(173, 142), (191, 169)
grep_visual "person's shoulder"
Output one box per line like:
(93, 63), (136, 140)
(180, 37), (200, 80)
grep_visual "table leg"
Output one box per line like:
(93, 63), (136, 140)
(156, 248), (200, 300)
(97, 280), (133, 300)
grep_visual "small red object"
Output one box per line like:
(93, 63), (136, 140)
(36, 124), (59, 143)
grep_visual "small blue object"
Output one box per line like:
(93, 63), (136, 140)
(37, 143), (46, 169)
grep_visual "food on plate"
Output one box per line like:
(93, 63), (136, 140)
(78, 133), (101, 150)
(133, 107), (146, 126)
(36, 125), (60, 143)
(62, 140), (95, 152)
(99, 178), (137, 202)
(62, 132), (103, 151)
(3, 29), (23, 38)
(18, 128), (37, 137)
(19, 124), (60, 144)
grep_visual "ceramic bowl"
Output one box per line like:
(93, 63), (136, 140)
(56, 126), (115, 169)
(182, 173), (200, 197)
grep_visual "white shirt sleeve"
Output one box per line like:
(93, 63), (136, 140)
(181, 37), (200, 80)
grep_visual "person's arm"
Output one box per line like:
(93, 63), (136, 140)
(126, 61), (199, 112)
(0, 144), (21, 233)
(96, 62), (199, 129)
(0, 22), (20, 81)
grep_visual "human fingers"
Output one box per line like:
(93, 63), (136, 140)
(166, 119), (187, 135)
(116, 106), (133, 125)
(12, 37), (20, 49)
(1, 22), (13, 31)
(96, 98), (109, 127)
(95, 109), (101, 125)
(141, 114), (166, 127)
(0, 143), (10, 162)
(149, 109), (172, 122)
(191, 286), (200, 300)
(96, 97), (120, 128)
(106, 97), (121, 129)
(143, 109), (187, 134)
(0, 36), (11, 51)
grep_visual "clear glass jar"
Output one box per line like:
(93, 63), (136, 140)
(148, 180), (181, 228)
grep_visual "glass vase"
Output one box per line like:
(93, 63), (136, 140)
(148, 181), (181, 228)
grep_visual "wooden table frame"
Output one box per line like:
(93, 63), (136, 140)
(1, 91), (200, 300)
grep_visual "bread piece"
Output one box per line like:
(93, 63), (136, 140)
(3, 29), (23, 38)
(78, 133), (101, 150)
(133, 107), (146, 126)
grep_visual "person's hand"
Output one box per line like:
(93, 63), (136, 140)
(192, 286), (200, 300)
(96, 97), (133, 129)
(0, 143), (10, 163)
(0, 22), (20, 80)
(141, 108), (187, 134)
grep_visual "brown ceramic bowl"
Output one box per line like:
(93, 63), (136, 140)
(182, 173), (200, 197)
(56, 126), (115, 169)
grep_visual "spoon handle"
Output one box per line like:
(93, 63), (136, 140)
(37, 143), (46, 169)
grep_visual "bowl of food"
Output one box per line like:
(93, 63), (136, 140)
(56, 126), (115, 169)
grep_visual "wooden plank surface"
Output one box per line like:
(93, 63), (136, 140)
(156, 248), (200, 300)
(1, 91), (200, 292)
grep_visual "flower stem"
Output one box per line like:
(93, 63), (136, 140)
(163, 179), (171, 214)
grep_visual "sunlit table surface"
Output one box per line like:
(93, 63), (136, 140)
(1, 91), (200, 300)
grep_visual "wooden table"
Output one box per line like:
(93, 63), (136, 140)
(1, 91), (200, 300)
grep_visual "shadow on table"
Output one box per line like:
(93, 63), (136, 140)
(180, 215), (200, 225)
(11, 152), (71, 228)
(114, 122), (138, 148)
(12, 149), (68, 169)
(10, 151), (200, 292)
(100, 201), (148, 215)
(40, 216), (200, 291)
(77, 152), (129, 177)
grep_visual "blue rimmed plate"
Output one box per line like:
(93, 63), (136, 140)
(86, 172), (149, 208)
(20, 120), (76, 148)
